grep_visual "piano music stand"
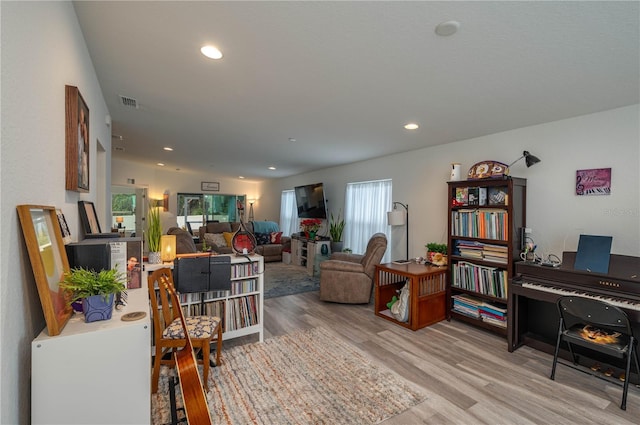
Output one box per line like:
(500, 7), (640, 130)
(551, 296), (640, 410)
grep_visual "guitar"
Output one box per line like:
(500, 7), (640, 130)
(231, 216), (257, 255)
(161, 276), (213, 425)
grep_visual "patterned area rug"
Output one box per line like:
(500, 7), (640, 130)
(263, 261), (320, 299)
(152, 327), (427, 424)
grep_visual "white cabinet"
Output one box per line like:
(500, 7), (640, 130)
(32, 288), (151, 424)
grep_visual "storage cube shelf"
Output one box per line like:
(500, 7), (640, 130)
(447, 177), (526, 337)
(145, 254), (264, 342)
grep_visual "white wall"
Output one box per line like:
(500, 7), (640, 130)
(1, 2), (111, 422)
(261, 105), (640, 260)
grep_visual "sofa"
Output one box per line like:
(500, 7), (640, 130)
(198, 221), (290, 262)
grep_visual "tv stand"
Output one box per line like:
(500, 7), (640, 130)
(291, 235), (331, 276)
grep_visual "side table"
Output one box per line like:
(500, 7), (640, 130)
(313, 254), (330, 277)
(374, 262), (447, 331)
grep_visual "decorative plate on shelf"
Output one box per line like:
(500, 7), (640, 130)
(467, 161), (509, 179)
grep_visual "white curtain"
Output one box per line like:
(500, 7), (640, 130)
(279, 190), (298, 236)
(344, 179), (392, 263)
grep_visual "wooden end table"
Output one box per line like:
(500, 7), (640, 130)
(374, 262), (448, 331)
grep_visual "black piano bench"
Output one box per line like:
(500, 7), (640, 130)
(550, 295), (640, 410)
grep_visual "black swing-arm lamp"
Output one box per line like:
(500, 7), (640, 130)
(508, 150), (541, 168)
(387, 202), (409, 262)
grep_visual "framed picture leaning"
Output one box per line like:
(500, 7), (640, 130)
(78, 200), (102, 234)
(17, 205), (72, 336)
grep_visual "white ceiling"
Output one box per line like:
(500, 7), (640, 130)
(73, 1), (639, 181)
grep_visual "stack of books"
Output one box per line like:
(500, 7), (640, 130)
(452, 294), (482, 318)
(478, 302), (507, 328)
(455, 241), (509, 264)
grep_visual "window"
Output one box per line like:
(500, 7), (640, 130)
(344, 179), (392, 263)
(279, 190), (298, 236)
(177, 193), (246, 233)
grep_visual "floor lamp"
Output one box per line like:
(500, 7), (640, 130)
(387, 202), (409, 262)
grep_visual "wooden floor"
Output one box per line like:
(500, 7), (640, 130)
(226, 291), (640, 425)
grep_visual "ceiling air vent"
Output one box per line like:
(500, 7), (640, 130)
(113, 146), (125, 152)
(119, 95), (139, 109)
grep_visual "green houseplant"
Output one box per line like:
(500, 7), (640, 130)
(329, 211), (345, 252)
(60, 267), (126, 322)
(425, 243), (447, 255)
(147, 204), (162, 263)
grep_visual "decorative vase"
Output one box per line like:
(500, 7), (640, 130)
(321, 243), (329, 256)
(309, 231), (316, 240)
(82, 293), (115, 323)
(148, 251), (162, 264)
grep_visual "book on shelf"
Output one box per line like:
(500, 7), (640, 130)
(455, 187), (469, 206)
(452, 261), (508, 299)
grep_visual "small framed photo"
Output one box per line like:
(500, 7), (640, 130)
(78, 200), (102, 234)
(201, 181), (220, 192)
(576, 168), (611, 196)
(56, 209), (72, 245)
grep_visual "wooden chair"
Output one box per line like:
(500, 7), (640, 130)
(148, 267), (223, 393)
(551, 295), (640, 410)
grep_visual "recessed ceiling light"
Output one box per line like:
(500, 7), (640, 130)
(435, 20), (460, 37)
(289, 138), (296, 142)
(163, 147), (173, 151)
(157, 163), (165, 166)
(268, 166), (276, 170)
(239, 176), (245, 179)
(200, 45), (223, 60)
(404, 123), (419, 130)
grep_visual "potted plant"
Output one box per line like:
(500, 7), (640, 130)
(425, 242), (448, 266)
(300, 218), (322, 239)
(60, 267), (126, 322)
(329, 211), (345, 253)
(147, 204), (162, 263)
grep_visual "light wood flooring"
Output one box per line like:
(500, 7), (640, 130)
(226, 291), (640, 424)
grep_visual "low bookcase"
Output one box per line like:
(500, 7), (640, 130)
(144, 253), (264, 343)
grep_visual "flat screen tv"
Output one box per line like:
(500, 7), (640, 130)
(294, 183), (327, 219)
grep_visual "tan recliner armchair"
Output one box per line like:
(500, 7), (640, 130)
(319, 233), (388, 304)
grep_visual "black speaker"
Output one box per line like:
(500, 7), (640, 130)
(173, 255), (231, 293)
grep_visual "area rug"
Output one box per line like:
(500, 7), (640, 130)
(152, 327), (427, 424)
(263, 261), (320, 299)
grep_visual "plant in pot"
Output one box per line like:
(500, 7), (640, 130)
(147, 204), (162, 264)
(329, 211), (345, 253)
(60, 267), (126, 322)
(425, 242), (448, 266)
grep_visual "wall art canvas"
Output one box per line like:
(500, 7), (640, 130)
(65, 85), (90, 192)
(576, 168), (611, 196)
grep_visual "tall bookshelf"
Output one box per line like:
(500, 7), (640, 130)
(447, 177), (526, 337)
(145, 254), (264, 342)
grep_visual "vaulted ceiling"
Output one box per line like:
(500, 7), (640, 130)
(73, 1), (639, 181)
